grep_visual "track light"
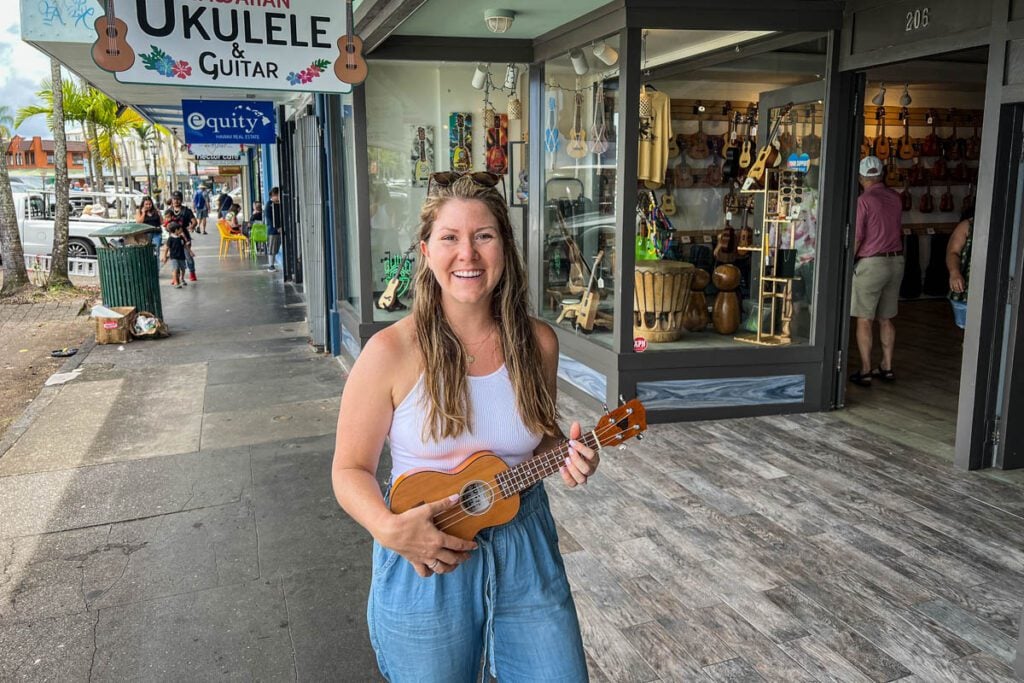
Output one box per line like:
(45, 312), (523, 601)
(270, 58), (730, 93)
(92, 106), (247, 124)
(471, 63), (489, 90)
(871, 82), (886, 106)
(569, 48), (589, 76)
(593, 41), (618, 66)
(899, 83), (912, 107)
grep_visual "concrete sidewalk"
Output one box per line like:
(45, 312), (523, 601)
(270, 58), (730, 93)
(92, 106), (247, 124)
(0, 236), (381, 680)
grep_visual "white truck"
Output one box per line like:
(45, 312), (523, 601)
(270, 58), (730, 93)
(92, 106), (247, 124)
(12, 191), (128, 259)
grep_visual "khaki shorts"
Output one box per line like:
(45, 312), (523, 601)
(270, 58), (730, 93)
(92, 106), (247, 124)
(850, 255), (905, 320)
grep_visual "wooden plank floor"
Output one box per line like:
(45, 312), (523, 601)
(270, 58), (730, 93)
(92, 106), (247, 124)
(551, 386), (1024, 681)
(837, 299), (962, 460)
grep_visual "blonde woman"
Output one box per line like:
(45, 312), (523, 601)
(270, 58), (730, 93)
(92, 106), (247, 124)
(332, 173), (595, 681)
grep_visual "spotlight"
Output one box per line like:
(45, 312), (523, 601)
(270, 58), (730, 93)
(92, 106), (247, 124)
(871, 82), (886, 106)
(569, 48), (589, 76)
(471, 63), (489, 90)
(593, 41), (618, 66)
(114, 103), (127, 117)
(484, 9), (515, 34)
(504, 64), (518, 91)
(899, 83), (912, 107)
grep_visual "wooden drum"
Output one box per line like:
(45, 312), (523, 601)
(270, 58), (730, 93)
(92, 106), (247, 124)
(633, 261), (695, 343)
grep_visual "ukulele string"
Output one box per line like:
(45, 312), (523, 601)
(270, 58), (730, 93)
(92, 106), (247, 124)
(430, 421), (627, 532)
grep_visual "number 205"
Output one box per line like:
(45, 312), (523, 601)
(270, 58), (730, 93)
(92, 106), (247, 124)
(906, 8), (930, 31)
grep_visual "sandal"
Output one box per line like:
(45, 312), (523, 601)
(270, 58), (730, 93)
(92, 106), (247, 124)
(50, 347), (78, 358)
(849, 371), (872, 387)
(871, 367), (896, 382)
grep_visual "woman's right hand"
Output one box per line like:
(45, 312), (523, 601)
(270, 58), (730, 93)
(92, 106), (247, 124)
(950, 272), (966, 293)
(380, 493), (478, 578)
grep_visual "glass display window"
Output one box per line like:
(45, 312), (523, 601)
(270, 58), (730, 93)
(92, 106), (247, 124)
(364, 60), (528, 322)
(627, 33), (828, 351)
(540, 34), (622, 349)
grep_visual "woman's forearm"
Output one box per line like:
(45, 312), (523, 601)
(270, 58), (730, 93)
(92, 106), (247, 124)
(332, 466), (396, 542)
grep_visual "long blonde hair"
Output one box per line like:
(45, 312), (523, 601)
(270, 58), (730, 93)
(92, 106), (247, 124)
(413, 177), (559, 441)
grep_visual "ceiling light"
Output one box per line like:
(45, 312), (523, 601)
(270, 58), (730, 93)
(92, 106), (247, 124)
(593, 41), (618, 66)
(899, 83), (912, 107)
(484, 9), (515, 34)
(569, 48), (589, 76)
(871, 82), (886, 106)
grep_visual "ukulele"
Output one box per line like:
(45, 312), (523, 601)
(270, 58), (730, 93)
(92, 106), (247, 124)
(566, 92), (588, 159)
(661, 170), (677, 216)
(746, 103), (794, 187)
(413, 127), (431, 184)
(737, 205), (754, 249)
(931, 146), (948, 181)
(377, 243), (417, 310)
(962, 183), (976, 213)
(544, 97), (559, 154)
(704, 160), (723, 187)
(897, 108), (916, 160)
(804, 105), (821, 160)
(589, 81), (609, 156)
(921, 110), (941, 156)
(576, 250), (605, 331)
(388, 399), (647, 542)
(688, 118), (709, 161)
(939, 183), (955, 213)
(900, 180), (913, 212)
(335, 0), (368, 85)
(451, 114), (471, 172)
(674, 161), (694, 188)
(92, 0), (135, 72)
(919, 181), (935, 214)
(738, 106), (756, 172)
(486, 117), (508, 174)
(722, 111), (741, 180)
(666, 132), (680, 158)
(965, 117), (981, 160)
(947, 111), (963, 162)
(777, 112), (794, 158)
(885, 155), (901, 187)
(873, 106), (890, 161)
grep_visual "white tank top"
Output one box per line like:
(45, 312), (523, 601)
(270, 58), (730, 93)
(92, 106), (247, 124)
(388, 365), (543, 481)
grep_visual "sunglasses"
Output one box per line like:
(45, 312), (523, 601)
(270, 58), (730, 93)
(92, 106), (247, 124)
(428, 171), (506, 201)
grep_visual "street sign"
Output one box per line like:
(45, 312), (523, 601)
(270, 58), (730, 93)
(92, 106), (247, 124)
(100, 1), (355, 93)
(182, 100), (275, 145)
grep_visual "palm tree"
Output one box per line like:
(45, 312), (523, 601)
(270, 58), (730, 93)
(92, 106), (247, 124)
(132, 121), (159, 195)
(16, 77), (95, 188)
(47, 57), (71, 288)
(0, 105), (30, 295)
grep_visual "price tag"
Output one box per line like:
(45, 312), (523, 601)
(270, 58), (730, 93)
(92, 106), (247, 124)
(702, 234), (713, 243)
(903, 227), (912, 235)
(681, 235), (692, 244)
(926, 227), (936, 235)
(725, 211), (733, 221)
(598, 278), (605, 289)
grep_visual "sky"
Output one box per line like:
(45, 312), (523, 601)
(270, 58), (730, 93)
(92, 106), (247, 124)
(0, 15), (64, 138)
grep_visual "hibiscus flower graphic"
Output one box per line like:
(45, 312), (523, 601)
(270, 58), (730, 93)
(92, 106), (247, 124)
(172, 61), (192, 79)
(286, 72), (301, 85)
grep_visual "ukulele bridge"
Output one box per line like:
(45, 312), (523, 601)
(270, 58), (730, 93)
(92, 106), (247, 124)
(459, 480), (494, 515)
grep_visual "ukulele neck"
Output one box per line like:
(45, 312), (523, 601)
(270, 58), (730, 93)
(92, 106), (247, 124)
(497, 431), (601, 497)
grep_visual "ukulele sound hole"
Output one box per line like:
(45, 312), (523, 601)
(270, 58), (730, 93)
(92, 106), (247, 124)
(459, 481), (493, 515)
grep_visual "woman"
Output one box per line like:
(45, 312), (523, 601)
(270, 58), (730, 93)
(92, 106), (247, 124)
(946, 207), (975, 330)
(136, 196), (163, 254)
(331, 174), (595, 682)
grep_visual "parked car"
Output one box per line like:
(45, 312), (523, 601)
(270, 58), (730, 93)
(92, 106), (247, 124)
(12, 191), (123, 259)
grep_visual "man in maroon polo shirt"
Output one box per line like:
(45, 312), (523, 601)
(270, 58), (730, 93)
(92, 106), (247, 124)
(849, 156), (904, 387)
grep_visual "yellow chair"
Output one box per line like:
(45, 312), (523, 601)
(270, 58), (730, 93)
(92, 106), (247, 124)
(217, 219), (248, 260)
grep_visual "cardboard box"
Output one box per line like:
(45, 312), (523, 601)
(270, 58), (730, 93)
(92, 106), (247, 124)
(93, 306), (137, 345)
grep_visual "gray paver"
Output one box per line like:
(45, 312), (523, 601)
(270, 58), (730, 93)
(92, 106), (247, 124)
(0, 611), (96, 681)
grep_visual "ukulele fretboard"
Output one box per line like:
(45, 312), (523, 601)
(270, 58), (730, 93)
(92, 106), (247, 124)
(496, 431), (601, 497)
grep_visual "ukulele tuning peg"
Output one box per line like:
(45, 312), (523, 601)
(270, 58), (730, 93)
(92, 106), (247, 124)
(602, 403), (608, 413)
(618, 394), (626, 406)
(635, 433), (644, 441)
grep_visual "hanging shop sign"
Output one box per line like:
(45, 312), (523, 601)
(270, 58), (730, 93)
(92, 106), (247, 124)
(92, 0), (362, 93)
(182, 100), (275, 145)
(188, 143), (246, 161)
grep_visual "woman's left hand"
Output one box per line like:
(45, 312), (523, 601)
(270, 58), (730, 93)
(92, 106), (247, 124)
(559, 421), (599, 488)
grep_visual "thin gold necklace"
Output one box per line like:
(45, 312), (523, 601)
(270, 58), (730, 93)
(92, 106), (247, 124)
(462, 327), (496, 364)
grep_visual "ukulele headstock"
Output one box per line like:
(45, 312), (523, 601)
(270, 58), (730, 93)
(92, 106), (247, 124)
(595, 399), (647, 449)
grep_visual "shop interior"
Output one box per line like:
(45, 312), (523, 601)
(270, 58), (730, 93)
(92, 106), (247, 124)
(839, 46), (988, 459)
(540, 32), (828, 352)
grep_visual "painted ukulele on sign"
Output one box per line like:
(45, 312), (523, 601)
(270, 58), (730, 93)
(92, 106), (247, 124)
(93, 0), (136, 72)
(335, 0), (367, 85)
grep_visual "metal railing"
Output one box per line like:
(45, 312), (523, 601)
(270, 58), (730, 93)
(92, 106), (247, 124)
(23, 253), (98, 277)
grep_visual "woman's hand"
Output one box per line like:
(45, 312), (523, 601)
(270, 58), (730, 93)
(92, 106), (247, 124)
(559, 421), (599, 488)
(950, 271), (966, 294)
(379, 493), (478, 578)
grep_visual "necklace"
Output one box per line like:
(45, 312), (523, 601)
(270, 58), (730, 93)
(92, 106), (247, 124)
(461, 327), (496, 364)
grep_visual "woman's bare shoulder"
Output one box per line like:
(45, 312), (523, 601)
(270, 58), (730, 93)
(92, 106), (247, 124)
(530, 317), (559, 361)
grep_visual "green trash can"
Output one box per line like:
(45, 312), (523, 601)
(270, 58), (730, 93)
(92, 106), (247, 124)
(91, 223), (163, 320)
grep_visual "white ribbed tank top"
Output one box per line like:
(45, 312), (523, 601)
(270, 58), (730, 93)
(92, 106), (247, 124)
(388, 365), (543, 481)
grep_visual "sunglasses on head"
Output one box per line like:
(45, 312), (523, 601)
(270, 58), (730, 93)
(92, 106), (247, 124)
(428, 171), (506, 201)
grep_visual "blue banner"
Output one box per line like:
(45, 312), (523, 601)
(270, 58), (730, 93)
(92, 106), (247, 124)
(182, 100), (276, 145)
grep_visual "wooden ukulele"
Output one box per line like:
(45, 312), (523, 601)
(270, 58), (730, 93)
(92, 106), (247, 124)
(589, 81), (609, 156)
(452, 114), (470, 172)
(688, 118), (710, 160)
(885, 155), (901, 187)
(900, 180), (913, 212)
(738, 107), (756, 171)
(335, 0), (368, 85)
(92, 0), (135, 72)
(803, 105), (821, 159)
(746, 103), (793, 187)
(566, 92), (588, 159)
(377, 242), (417, 311)
(947, 111), (963, 162)
(486, 118), (508, 174)
(389, 399), (647, 542)
(873, 106), (890, 160)
(414, 127), (431, 184)
(722, 111), (741, 180)
(965, 117), (981, 160)
(666, 132), (680, 158)
(661, 171), (677, 216)
(921, 110), (941, 156)
(919, 181), (935, 214)
(576, 250), (605, 331)
(897, 107), (916, 160)
(939, 183), (955, 213)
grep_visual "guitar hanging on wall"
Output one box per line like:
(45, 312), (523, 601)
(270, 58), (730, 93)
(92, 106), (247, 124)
(92, 0), (135, 72)
(335, 0), (368, 85)
(377, 242), (417, 311)
(389, 399), (647, 542)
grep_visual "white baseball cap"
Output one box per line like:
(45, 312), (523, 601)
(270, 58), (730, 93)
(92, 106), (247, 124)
(859, 156), (884, 177)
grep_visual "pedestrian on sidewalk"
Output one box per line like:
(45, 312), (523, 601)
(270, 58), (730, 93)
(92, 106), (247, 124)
(266, 187), (282, 272)
(331, 173), (595, 682)
(169, 191), (199, 282)
(218, 188), (233, 219)
(160, 221), (191, 288)
(193, 183), (210, 234)
(136, 195), (162, 255)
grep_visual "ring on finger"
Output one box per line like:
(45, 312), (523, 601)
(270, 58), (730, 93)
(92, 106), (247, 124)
(428, 559), (440, 570)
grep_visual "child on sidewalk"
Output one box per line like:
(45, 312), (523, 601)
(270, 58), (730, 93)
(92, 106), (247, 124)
(160, 221), (192, 288)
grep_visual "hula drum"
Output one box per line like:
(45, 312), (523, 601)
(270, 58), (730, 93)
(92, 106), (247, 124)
(633, 261), (695, 342)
